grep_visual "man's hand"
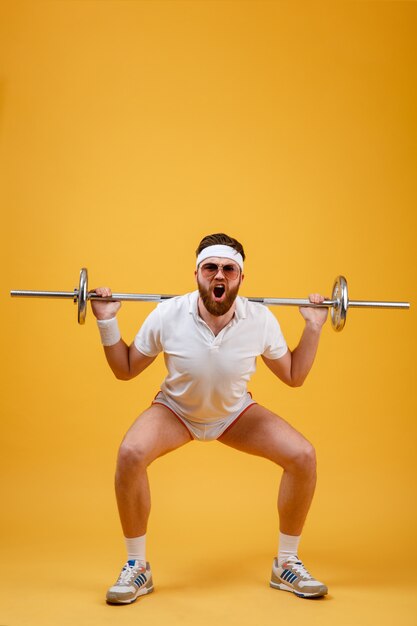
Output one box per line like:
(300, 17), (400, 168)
(91, 287), (122, 321)
(299, 294), (328, 329)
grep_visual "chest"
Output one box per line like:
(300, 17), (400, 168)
(160, 314), (264, 376)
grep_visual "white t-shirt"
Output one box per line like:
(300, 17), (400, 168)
(134, 290), (288, 423)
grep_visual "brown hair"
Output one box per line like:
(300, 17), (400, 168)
(195, 233), (246, 261)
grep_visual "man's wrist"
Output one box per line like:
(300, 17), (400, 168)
(96, 317), (121, 346)
(304, 320), (323, 333)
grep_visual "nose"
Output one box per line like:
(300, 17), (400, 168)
(214, 266), (226, 278)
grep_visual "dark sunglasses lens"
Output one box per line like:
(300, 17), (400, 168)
(223, 265), (239, 278)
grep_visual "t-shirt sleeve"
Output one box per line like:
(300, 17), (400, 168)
(262, 309), (288, 360)
(134, 307), (163, 357)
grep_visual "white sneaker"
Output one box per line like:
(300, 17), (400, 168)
(270, 555), (328, 598)
(106, 560), (154, 604)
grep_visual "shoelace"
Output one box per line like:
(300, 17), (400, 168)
(286, 558), (313, 580)
(117, 562), (144, 585)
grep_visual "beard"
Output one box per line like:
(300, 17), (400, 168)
(197, 277), (241, 317)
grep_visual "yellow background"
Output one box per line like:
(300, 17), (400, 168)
(1, 1), (416, 625)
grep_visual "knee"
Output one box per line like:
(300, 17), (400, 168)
(116, 440), (150, 474)
(285, 441), (317, 475)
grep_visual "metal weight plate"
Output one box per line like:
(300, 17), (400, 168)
(77, 267), (88, 324)
(331, 275), (348, 331)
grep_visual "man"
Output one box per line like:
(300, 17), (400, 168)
(92, 233), (329, 604)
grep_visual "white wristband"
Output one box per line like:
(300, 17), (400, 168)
(96, 317), (121, 346)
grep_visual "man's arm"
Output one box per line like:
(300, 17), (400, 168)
(262, 293), (328, 387)
(91, 286), (157, 381)
(103, 341), (157, 381)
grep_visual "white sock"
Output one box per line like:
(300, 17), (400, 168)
(125, 534), (146, 566)
(278, 531), (301, 567)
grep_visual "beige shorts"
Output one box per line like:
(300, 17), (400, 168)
(152, 391), (257, 442)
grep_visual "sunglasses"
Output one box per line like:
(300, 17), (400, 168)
(199, 262), (240, 280)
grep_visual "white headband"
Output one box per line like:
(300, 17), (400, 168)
(196, 244), (244, 270)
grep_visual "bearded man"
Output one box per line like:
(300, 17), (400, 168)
(92, 232), (329, 604)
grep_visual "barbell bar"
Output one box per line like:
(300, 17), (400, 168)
(10, 267), (410, 332)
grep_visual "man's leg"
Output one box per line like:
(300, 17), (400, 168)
(107, 404), (192, 604)
(219, 403), (316, 534)
(218, 403), (327, 598)
(115, 403), (192, 537)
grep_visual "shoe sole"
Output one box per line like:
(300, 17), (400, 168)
(270, 580), (327, 599)
(106, 584), (154, 605)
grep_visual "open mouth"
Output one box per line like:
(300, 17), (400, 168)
(213, 284), (226, 300)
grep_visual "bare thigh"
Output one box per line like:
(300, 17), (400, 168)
(218, 403), (314, 468)
(119, 403), (193, 466)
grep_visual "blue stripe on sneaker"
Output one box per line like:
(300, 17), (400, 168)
(289, 574), (298, 584)
(134, 573), (147, 587)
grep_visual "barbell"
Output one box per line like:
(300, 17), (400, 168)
(10, 267), (410, 332)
